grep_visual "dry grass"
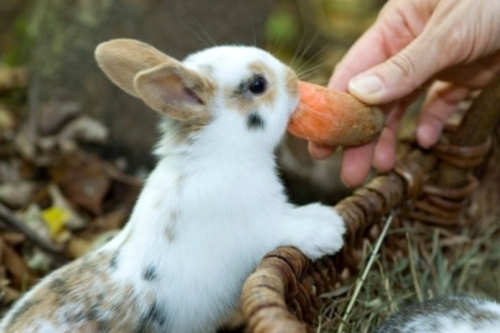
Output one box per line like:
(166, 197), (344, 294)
(315, 211), (500, 333)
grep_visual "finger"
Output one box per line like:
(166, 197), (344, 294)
(308, 142), (336, 160)
(340, 140), (377, 187)
(339, 101), (397, 183)
(417, 82), (471, 148)
(347, 33), (444, 105)
(328, 29), (389, 91)
(373, 127), (397, 172)
(329, 0), (436, 93)
(372, 104), (406, 171)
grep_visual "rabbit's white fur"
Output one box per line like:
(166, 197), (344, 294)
(376, 296), (500, 333)
(0, 40), (345, 333)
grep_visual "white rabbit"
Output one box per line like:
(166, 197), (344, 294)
(376, 296), (500, 333)
(0, 39), (345, 333)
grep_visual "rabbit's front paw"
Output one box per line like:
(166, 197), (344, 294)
(287, 203), (345, 260)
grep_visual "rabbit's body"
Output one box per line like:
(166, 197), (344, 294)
(0, 41), (345, 333)
(376, 296), (500, 333)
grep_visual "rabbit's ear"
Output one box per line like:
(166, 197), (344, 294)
(95, 39), (172, 97)
(133, 62), (215, 121)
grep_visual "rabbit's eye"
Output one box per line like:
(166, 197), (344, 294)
(249, 76), (267, 95)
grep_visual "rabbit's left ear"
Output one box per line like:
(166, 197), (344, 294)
(134, 61), (215, 121)
(95, 39), (171, 97)
(96, 38), (215, 121)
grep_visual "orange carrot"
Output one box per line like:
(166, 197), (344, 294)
(288, 81), (385, 147)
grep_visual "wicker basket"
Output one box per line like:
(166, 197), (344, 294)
(241, 77), (500, 333)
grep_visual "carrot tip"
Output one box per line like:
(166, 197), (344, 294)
(288, 81), (384, 147)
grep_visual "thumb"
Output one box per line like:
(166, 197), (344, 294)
(347, 36), (443, 105)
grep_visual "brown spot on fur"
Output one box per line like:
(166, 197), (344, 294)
(160, 117), (209, 145)
(8, 299), (42, 326)
(188, 73), (217, 108)
(136, 301), (168, 332)
(145, 291), (156, 305)
(286, 68), (299, 97)
(177, 118), (210, 143)
(175, 175), (186, 189)
(49, 278), (68, 295)
(142, 266), (158, 281)
(3, 252), (142, 333)
(154, 196), (163, 209)
(248, 62), (275, 82)
(165, 226), (176, 242)
(249, 62), (277, 107)
(109, 251), (120, 270)
(164, 207), (179, 242)
(170, 208), (180, 222)
(225, 61), (279, 113)
(224, 84), (254, 114)
(200, 64), (215, 76)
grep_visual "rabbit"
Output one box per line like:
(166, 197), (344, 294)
(0, 39), (345, 333)
(376, 296), (500, 333)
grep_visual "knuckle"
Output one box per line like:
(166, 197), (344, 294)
(442, 29), (468, 63)
(389, 51), (418, 80)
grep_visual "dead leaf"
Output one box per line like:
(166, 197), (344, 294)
(26, 248), (54, 274)
(14, 131), (36, 161)
(0, 161), (22, 183)
(0, 105), (15, 132)
(47, 184), (87, 230)
(58, 116), (108, 144)
(21, 203), (52, 243)
(50, 153), (111, 215)
(2, 233), (25, 246)
(0, 285), (20, 305)
(0, 236), (4, 262)
(2, 238), (37, 288)
(41, 206), (69, 236)
(0, 182), (38, 209)
(0, 67), (28, 93)
(92, 207), (129, 232)
(66, 236), (92, 259)
(39, 100), (81, 136)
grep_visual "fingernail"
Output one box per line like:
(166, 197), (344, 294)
(349, 75), (383, 96)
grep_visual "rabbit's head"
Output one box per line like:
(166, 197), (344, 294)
(95, 39), (299, 156)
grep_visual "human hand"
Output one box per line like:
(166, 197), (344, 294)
(311, 0), (500, 187)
